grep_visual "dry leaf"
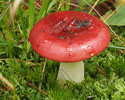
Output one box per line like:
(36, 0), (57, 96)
(10, 0), (23, 20)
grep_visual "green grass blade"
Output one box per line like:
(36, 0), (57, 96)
(47, 0), (58, 13)
(0, 38), (7, 45)
(60, 0), (65, 11)
(60, 0), (70, 11)
(29, 0), (35, 31)
(65, 0), (70, 10)
(108, 45), (125, 50)
(36, 0), (50, 22)
(18, 8), (27, 40)
(0, 1), (11, 21)
(4, 30), (13, 58)
(18, 8), (28, 56)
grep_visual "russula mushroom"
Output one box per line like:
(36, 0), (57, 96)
(29, 11), (110, 83)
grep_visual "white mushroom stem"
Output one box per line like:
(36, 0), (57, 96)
(57, 61), (84, 83)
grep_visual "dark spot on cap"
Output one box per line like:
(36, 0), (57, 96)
(85, 37), (87, 40)
(68, 41), (71, 45)
(76, 20), (82, 25)
(59, 36), (64, 39)
(43, 30), (46, 33)
(66, 36), (70, 40)
(75, 37), (78, 39)
(75, 20), (90, 28)
(82, 21), (90, 27)
(52, 33), (55, 36)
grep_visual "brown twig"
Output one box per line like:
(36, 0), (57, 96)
(0, 58), (42, 66)
(89, 0), (99, 14)
(26, 81), (47, 95)
(26, 81), (54, 100)
(42, 58), (47, 73)
(17, 23), (23, 34)
(0, 82), (12, 92)
(98, 68), (107, 76)
(0, 74), (14, 91)
(58, 0), (68, 11)
(67, 3), (87, 10)
(34, 1), (42, 8)
(104, 3), (124, 22)
(119, 50), (125, 54)
(97, 65), (107, 77)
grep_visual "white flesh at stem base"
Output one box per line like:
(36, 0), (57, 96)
(57, 61), (84, 83)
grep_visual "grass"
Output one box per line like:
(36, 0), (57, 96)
(0, 0), (125, 100)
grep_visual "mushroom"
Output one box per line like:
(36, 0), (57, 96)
(29, 11), (110, 83)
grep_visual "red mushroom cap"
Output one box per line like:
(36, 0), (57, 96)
(29, 11), (110, 62)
